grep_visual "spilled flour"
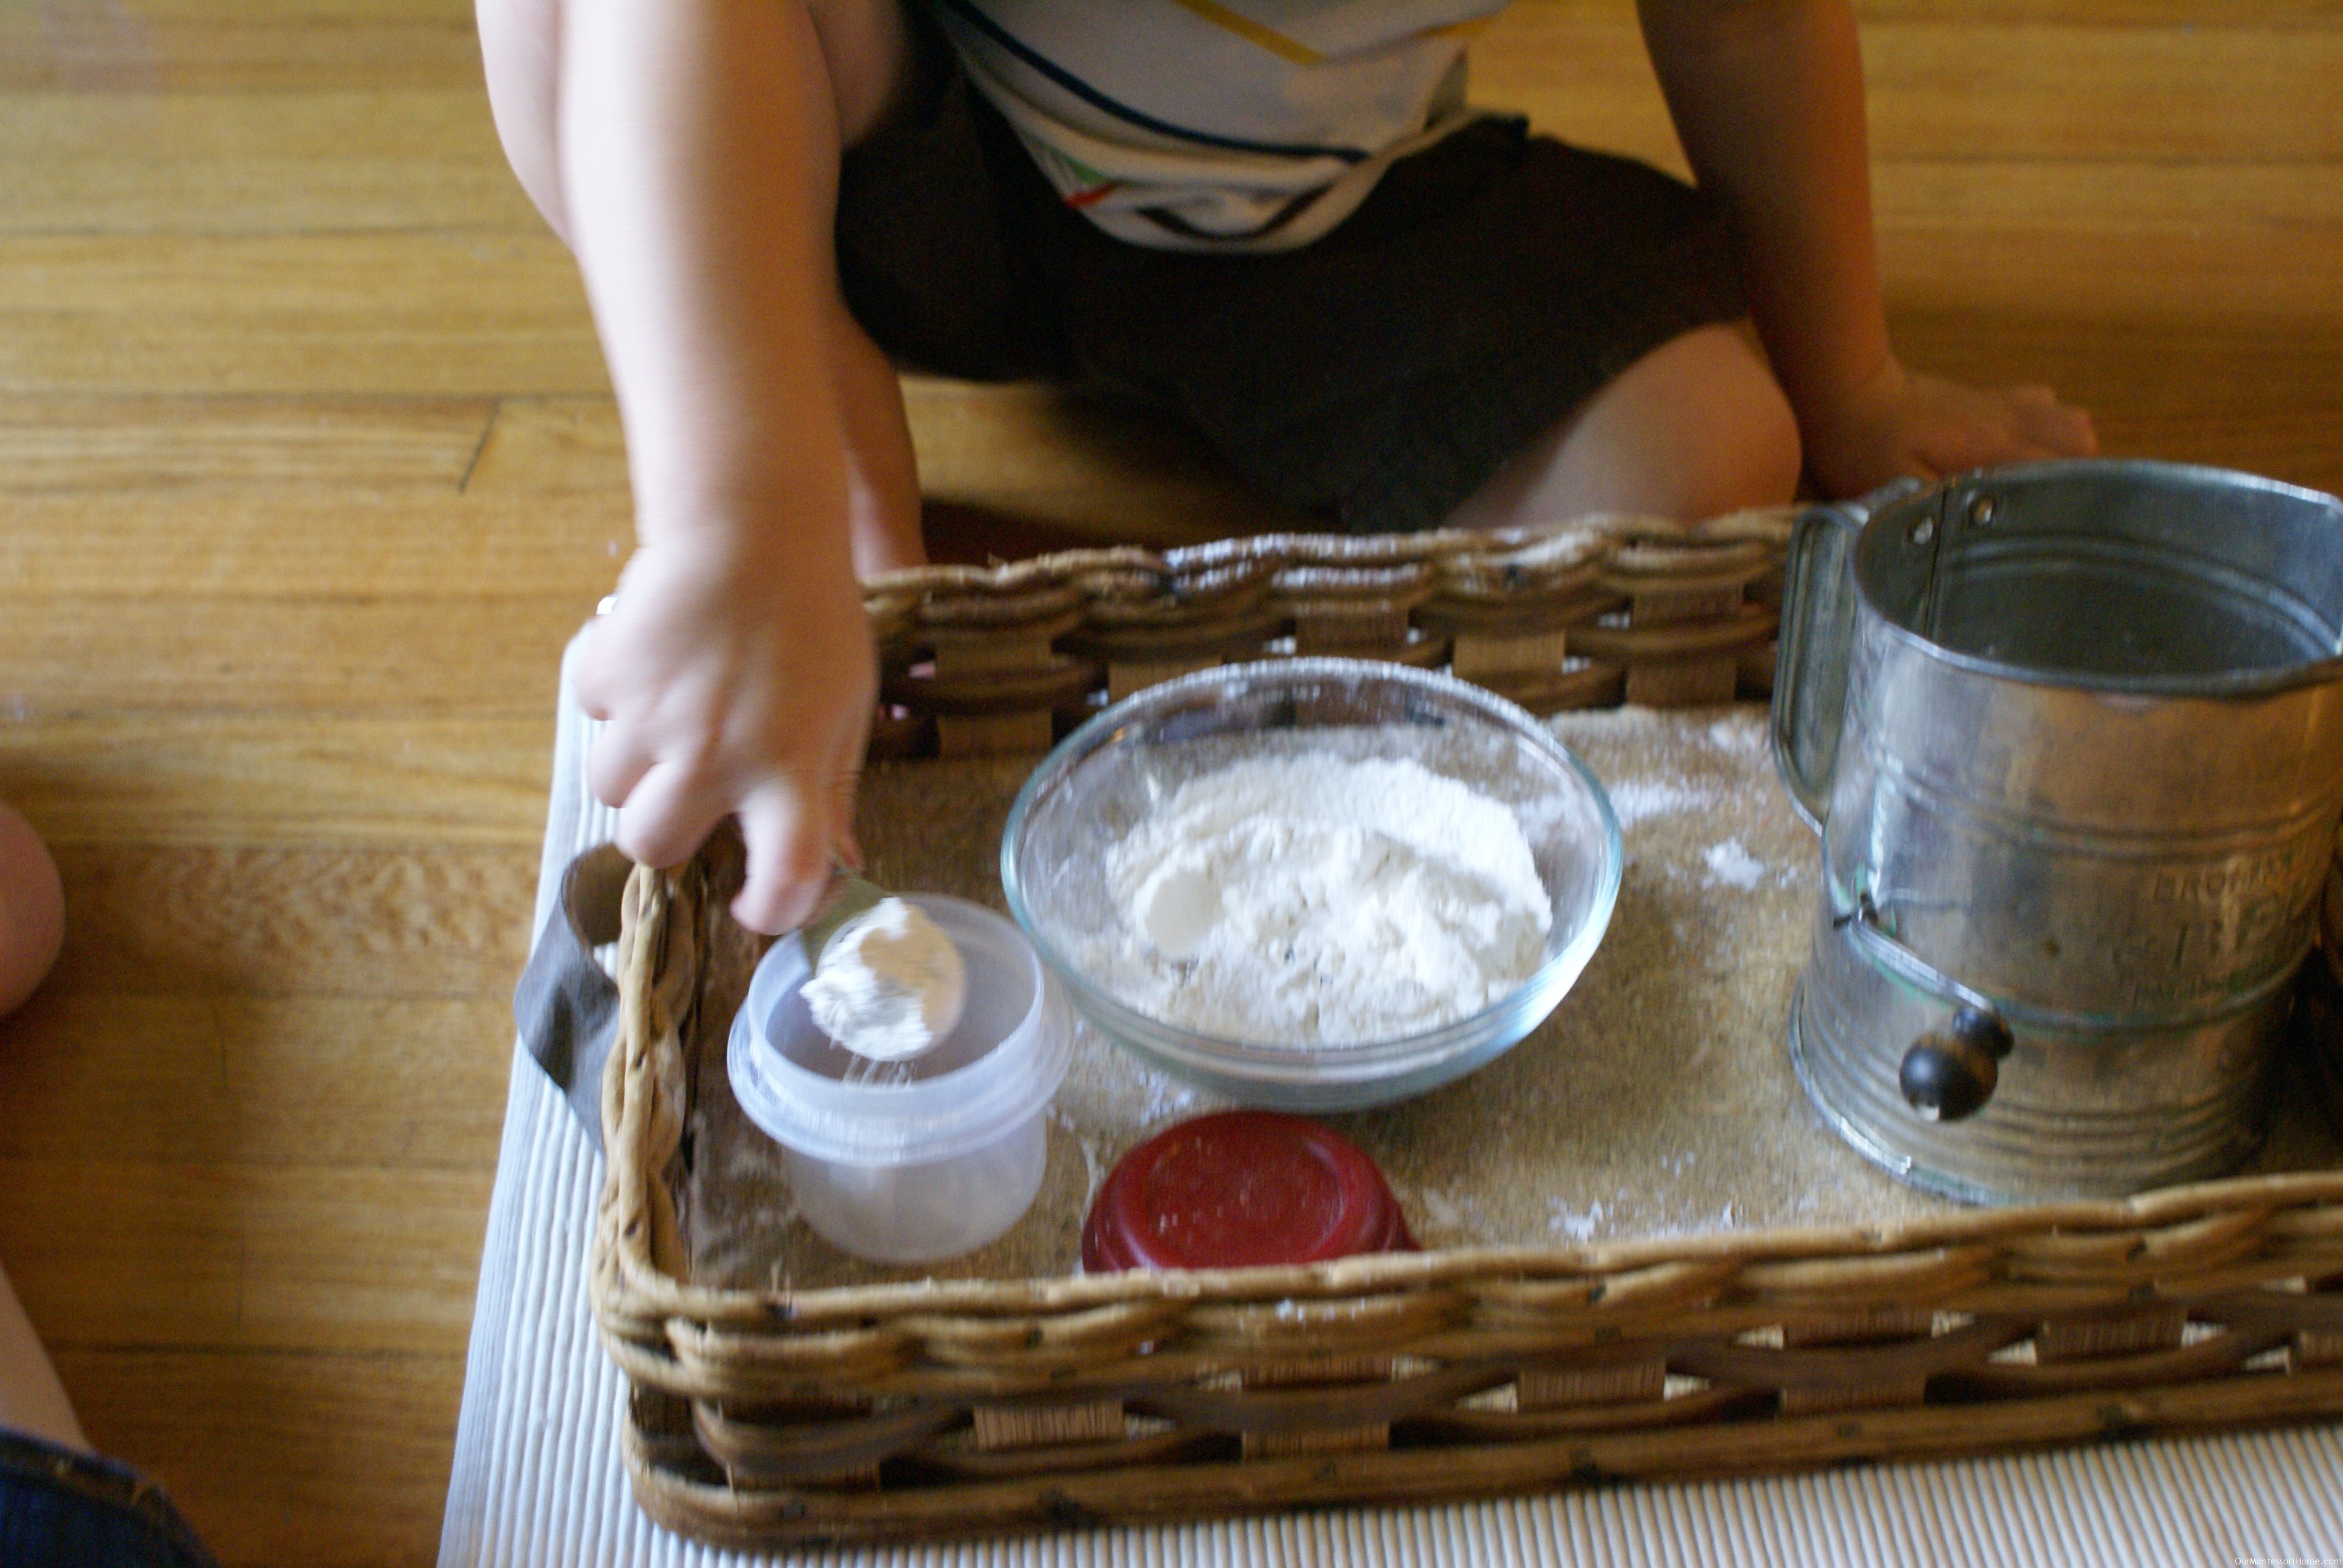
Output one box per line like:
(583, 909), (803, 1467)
(1703, 837), (1770, 890)
(1081, 754), (1553, 1045)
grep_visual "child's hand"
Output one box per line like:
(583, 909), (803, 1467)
(575, 531), (876, 935)
(1806, 355), (2097, 499)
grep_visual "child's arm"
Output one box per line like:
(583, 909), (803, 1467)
(1637, 0), (2095, 497)
(516, 0), (898, 933)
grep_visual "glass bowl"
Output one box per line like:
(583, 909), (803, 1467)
(1000, 658), (1624, 1110)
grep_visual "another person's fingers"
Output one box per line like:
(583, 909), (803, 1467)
(733, 777), (836, 934)
(612, 761), (731, 871)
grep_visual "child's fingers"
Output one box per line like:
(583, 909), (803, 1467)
(732, 776), (835, 935)
(833, 772), (866, 874)
(1991, 385), (2094, 457)
(572, 619), (624, 724)
(828, 706), (874, 874)
(2028, 402), (2097, 457)
(584, 725), (656, 814)
(613, 760), (731, 872)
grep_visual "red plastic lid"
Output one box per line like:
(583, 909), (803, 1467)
(1081, 1111), (1416, 1272)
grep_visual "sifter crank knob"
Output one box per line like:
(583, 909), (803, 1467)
(1899, 1007), (2016, 1122)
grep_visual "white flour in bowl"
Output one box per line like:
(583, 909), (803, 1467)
(1083, 754), (1552, 1045)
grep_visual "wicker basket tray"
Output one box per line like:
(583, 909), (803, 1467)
(592, 834), (2343, 1553)
(863, 509), (1792, 759)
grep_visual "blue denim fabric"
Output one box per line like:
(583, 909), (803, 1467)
(0, 1425), (220, 1567)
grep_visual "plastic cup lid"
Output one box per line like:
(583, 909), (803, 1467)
(1081, 1111), (1415, 1272)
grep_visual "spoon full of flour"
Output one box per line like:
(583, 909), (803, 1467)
(798, 875), (967, 1068)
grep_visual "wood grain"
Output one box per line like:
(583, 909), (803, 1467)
(0, 394), (494, 492)
(1476, 9), (2343, 165)
(0, 0), (2334, 1562)
(0, 0), (485, 94)
(0, 596), (592, 713)
(0, 91), (529, 235)
(0, 1161), (491, 1350)
(45, 843), (537, 999)
(0, 716), (557, 845)
(0, 993), (513, 1165)
(0, 495), (627, 598)
(0, 232), (605, 396)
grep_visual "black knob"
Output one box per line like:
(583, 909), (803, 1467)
(1899, 1007), (2016, 1122)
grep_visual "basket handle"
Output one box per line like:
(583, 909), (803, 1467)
(1769, 480), (1922, 834)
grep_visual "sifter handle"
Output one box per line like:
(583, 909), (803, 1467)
(1769, 480), (1924, 835)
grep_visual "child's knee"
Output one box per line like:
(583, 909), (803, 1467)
(1453, 321), (1802, 529)
(807, 0), (922, 148)
(1656, 323), (1803, 517)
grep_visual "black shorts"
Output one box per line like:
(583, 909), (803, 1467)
(835, 16), (1747, 536)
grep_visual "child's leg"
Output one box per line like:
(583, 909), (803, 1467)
(833, 303), (926, 576)
(476, 0), (926, 572)
(1446, 322), (1803, 530)
(0, 1258), (84, 1451)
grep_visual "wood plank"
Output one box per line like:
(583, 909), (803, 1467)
(0, 1161), (489, 1351)
(1473, 11), (2343, 165)
(0, 991), (514, 1167)
(0, 490), (628, 596)
(462, 394), (629, 495)
(0, 394), (493, 492)
(0, 595), (590, 714)
(45, 843), (537, 999)
(0, 716), (556, 846)
(1879, 227), (2343, 323)
(50, 1346), (462, 1568)
(1873, 160), (2343, 236)
(0, 0), (483, 94)
(0, 231), (606, 397)
(0, 90), (531, 235)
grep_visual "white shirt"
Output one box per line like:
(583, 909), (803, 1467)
(929, 0), (1510, 252)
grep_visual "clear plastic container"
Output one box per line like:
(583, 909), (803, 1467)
(727, 895), (1075, 1264)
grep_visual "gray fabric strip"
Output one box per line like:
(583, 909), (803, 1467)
(510, 842), (632, 1152)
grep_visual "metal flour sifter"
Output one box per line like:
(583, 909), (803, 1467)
(1773, 459), (2343, 1202)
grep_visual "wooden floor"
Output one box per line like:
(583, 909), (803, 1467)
(0, 2), (2337, 1563)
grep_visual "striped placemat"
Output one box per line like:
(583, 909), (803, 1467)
(438, 632), (2343, 1568)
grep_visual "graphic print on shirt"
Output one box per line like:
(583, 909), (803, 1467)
(928, 0), (1509, 250)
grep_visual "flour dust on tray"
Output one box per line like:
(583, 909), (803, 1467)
(1087, 754), (1553, 1044)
